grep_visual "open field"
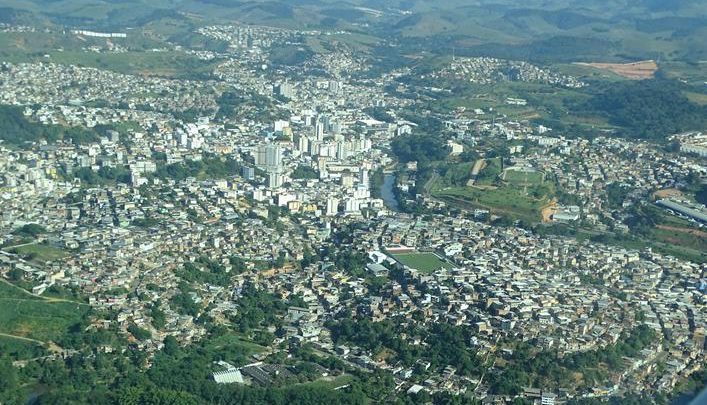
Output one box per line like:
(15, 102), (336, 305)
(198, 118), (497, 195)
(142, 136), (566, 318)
(0, 31), (217, 78)
(3, 242), (68, 263)
(390, 252), (452, 273)
(299, 374), (355, 390)
(574, 60), (658, 80)
(474, 157), (503, 185)
(660, 61), (707, 87)
(433, 182), (554, 223)
(685, 91), (707, 106)
(502, 168), (545, 185)
(553, 203), (707, 263)
(642, 205), (707, 261)
(0, 278), (42, 300)
(203, 334), (267, 357)
(0, 280), (88, 343)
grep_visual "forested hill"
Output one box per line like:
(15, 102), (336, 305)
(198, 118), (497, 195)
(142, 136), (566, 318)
(0, 105), (100, 146)
(579, 79), (707, 140)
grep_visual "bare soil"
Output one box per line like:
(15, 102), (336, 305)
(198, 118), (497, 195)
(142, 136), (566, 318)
(575, 60), (658, 80)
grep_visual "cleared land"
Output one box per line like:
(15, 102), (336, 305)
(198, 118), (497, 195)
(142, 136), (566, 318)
(431, 158), (554, 223)
(0, 280), (88, 343)
(3, 242), (68, 263)
(435, 186), (551, 223)
(390, 252), (452, 273)
(574, 60), (658, 80)
(502, 168), (545, 185)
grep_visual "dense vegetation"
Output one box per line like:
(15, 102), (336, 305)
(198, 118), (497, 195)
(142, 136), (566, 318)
(0, 105), (100, 146)
(487, 325), (657, 394)
(0, 330), (370, 405)
(153, 156), (240, 181)
(73, 166), (132, 185)
(696, 184), (707, 205)
(329, 317), (482, 376)
(175, 256), (234, 287)
(579, 79), (707, 140)
(13, 223), (47, 238)
(291, 165), (319, 180)
(391, 134), (448, 164)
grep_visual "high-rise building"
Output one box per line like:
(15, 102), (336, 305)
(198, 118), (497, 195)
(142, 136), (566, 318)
(329, 80), (341, 94)
(274, 81), (294, 99)
(274, 120), (289, 133)
(359, 168), (369, 186)
(326, 198), (339, 216)
(294, 134), (310, 154)
(256, 144), (282, 170)
(336, 142), (348, 160)
(241, 166), (255, 181)
(267, 172), (284, 188)
(314, 122), (325, 141)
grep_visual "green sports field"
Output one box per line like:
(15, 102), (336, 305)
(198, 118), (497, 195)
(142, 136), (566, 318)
(502, 169), (545, 185)
(390, 252), (453, 273)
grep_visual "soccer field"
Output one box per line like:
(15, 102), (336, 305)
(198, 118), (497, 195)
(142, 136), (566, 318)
(390, 252), (453, 273)
(502, 169), (545, 185)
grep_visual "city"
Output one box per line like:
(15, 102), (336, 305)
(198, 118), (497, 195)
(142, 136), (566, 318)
(0, 1), (705, 404)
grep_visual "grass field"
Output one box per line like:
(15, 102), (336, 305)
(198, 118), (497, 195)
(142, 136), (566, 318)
(434, 184), (553, 223)
(47, 50), (216, 78)
(475, 157), (503, 184)
(685, 91), (707, 106)
(0, 280), (88, 343)
(3, 243), (68, 263)
(641, 205), (707, 262)
(502, 169), (545, 185)
(542, 206), (707, 263)
(301, 374), (355, 390)
(202, 333), (267, 363)
(0, 279), (42, 300)
(390, 252), (453, 273)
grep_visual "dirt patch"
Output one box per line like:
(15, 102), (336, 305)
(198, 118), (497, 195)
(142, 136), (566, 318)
(575, 60), (658, 80)
(653, 188), (683, 200)
(656, 225), (707, 238)
(541, 199), (559, 223)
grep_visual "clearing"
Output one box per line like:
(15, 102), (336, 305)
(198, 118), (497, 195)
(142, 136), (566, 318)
(574, 60), (658, 80)
(0, 280), (88, 343)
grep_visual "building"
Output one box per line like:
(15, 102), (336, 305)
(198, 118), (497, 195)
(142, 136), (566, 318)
(274, 82), (294, 99)
(241, 166), (255, 181)
(256, 144), (283, 171)
(213, 368), (244, 384)
(656, 199), (707, 223)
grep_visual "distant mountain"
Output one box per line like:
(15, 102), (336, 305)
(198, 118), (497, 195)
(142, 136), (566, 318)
(2, 0), (704, 62)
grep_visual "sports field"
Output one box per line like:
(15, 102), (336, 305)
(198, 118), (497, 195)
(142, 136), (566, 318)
(502, 168), (545, 185)
(390, 252), (453, 273)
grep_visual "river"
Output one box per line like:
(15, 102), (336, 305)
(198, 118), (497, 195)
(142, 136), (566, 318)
(380, 174), (399, 211)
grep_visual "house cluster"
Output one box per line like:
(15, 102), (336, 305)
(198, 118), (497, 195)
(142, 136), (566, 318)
(0, 19), (704, 404)
(438, 57), (586, 88)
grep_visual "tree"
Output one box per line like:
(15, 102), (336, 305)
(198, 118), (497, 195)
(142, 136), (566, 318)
(163, 336), (180, 356)
(291, 165), (319, 179)
(14, 223), (47, 237)
(696, 184), (707, 205)
(582, 79), (707, 140)
(128, 324), (152, 341)
(7, 267), (24, 281)
(0, 356), (17, 393)
(391, 134), (448, 164)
